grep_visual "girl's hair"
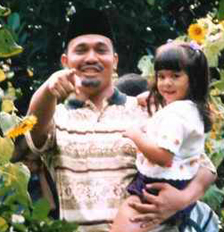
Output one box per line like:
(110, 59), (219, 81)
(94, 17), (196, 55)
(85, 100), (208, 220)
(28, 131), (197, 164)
(147, 41), (212, 132)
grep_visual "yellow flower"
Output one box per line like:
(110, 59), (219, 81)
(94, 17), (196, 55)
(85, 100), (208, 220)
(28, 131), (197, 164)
(188, 23), (206, 43)
(205, 139), (213, 154)
(6, 115), (37, 139)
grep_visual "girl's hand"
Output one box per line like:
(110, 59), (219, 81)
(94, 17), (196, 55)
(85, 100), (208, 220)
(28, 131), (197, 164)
(136, 91), (149, 107)
(123, 127), (143, 141)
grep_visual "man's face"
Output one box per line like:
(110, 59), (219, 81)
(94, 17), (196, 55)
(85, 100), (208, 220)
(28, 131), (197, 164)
(62, 34), (118, 95)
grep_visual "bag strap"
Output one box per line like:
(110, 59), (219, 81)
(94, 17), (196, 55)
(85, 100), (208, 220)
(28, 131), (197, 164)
(179, 218), (204, 232)
(202, 210), (214, 231)
(179, 209), (214, 232)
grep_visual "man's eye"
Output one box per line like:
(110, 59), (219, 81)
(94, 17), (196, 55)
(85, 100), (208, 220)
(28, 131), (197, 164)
(75, 49), (85, 54)
(97, 48), (107, 54)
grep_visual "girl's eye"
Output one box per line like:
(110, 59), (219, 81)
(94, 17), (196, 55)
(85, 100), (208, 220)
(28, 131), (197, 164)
(173, 73), (181, 79)
(157, 74), (164, 80)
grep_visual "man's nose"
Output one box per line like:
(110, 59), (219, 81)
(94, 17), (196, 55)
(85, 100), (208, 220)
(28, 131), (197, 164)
(85, 50), (98, 63)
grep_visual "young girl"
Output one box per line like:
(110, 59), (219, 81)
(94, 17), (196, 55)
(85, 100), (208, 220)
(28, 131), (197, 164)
(110, 41), (213, 232)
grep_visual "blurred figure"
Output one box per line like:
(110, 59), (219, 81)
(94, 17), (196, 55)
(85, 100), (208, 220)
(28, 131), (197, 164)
(11, 136), (59, 219)
(115, 73), (148, 96)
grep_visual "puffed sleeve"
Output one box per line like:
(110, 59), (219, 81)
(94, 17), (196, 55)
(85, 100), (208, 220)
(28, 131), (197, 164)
(156, 111), (187, 155)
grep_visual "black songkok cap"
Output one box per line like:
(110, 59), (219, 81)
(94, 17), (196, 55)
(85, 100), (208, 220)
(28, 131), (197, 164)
(65, 8), (114, 46)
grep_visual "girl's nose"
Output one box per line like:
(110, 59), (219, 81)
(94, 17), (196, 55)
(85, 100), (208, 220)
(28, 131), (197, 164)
(163, 77), (173, 86)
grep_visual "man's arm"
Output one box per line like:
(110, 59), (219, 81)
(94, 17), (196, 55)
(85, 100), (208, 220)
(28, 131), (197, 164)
(128, 166), (216, 228)
(27, 69), (77, 147)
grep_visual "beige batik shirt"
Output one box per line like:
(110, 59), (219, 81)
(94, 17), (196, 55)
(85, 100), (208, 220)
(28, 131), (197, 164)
(25, 89), (216, 232)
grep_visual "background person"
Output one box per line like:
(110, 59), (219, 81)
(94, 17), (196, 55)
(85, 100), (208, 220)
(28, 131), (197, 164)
(115, 73), (148, 96)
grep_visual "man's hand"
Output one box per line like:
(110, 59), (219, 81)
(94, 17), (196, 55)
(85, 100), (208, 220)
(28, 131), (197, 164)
(128, 183), (186, 228)
(47, 68), (82, 100)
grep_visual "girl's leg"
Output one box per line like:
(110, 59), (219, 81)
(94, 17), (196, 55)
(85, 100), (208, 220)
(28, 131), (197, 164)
(110, 195), (156, 232)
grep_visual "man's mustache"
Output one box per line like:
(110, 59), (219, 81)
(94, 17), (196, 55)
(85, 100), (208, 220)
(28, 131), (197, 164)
(80, 64), (103, 72)
(81, 79), (101, 87)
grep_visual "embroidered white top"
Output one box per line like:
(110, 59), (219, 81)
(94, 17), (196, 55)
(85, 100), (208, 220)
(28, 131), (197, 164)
(136, 100), (208, 180)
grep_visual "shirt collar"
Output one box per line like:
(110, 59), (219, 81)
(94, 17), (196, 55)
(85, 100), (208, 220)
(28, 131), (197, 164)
(66, 88), (127, 109)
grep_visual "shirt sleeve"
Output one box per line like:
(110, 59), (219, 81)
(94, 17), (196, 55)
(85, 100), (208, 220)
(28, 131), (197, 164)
(199, 153), (217, 174)
(156, 112), (187, 155)
(25, 121), (56, 156)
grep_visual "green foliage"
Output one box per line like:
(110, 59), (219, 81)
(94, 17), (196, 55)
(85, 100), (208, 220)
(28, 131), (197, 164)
(0, 27), (23, 58)
(218, 0), (224, 20)
(0, 3), (78, 232)
(202, 185), (224, 213)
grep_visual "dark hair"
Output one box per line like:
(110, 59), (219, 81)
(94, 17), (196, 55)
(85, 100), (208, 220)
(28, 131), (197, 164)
(147, 41), (212, 132)
(115, 73), (148, 96)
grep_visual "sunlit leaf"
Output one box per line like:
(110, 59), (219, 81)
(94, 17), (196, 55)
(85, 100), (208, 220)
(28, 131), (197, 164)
(0, 163), (31, 205)
(0, 5), (11, 17)
(0, 217), (8, 232)
(0, 136), (14, 165)
(7, 82), (16, 98)
(146, 0), (155, 6)
(0, 112), (20, 134)
(202, 184), (224, 212)
(27, 68), (33, 77)
(1, 98), (15, 113)
(0, 27), (23, 58)
(0, 69), (6, 82)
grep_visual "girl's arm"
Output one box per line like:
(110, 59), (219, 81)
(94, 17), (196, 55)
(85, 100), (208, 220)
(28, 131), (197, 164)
(123, 128), (172, 167)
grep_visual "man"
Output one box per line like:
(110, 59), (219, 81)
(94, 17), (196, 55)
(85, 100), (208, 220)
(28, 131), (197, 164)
(25, 8), (218, 232)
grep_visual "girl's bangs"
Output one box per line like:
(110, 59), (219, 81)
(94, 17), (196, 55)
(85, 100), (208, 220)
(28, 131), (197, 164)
(154, 49), (184, 71)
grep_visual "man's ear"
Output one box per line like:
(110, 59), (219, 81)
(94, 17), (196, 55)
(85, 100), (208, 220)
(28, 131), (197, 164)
(61, 54), (68, 68)
(113, 53), (119, 69)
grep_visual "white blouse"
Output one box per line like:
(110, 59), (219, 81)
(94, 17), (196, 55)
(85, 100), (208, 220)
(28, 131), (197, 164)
(136, 100), (207, 180)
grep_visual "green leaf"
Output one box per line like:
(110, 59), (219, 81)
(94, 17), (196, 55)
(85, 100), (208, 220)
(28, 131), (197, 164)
(146, 0), (155, 6)
(0, 163), (31, 208)
(12, 223), (27, 232)
(0, 136), (14, 165)
(0, 27), (23, 58)
(32, 198), (50, 221)
(202, 184), (224, 212)
(0, 217), (8, 232)
(0, 5), (11, 17)
(217, 0), (224, 20)
(210, 80), (224, 91)
(7, 13), (21, 32)
(0, 112), (20, 134)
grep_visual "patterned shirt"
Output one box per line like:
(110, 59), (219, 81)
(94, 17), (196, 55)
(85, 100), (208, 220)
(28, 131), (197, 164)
(26, 89), (148, 231)
(25, 89), (215, 232)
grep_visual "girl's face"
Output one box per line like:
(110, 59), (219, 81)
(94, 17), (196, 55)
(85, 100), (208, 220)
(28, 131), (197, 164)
(157, 69), (190, 105)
